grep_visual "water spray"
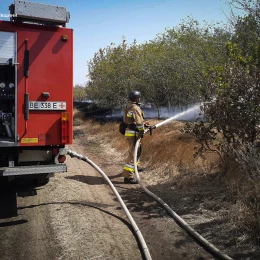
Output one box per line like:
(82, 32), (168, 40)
(149, 104), (201, 130)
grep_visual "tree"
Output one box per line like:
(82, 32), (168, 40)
(86, 18), (230, 115)
(183, 2), (260, 155)
(74, 84), (87, 102)
(87, 39), (141, 108)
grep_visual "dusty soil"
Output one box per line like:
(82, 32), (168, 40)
(0, 120), (259, 260)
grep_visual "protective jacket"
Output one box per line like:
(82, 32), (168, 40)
(123, 101), (144, 138)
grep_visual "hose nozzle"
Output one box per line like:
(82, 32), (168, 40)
(148, 125), (156, 136)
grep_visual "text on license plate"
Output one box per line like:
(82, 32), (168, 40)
(29, 101), (67, 110)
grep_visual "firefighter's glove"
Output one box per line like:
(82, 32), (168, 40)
(144, 122), (151, 128)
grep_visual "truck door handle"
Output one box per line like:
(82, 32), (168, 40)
(8, 58), (20, 66)
(24, 49), (29, 77)
(24, 93), (29, 120)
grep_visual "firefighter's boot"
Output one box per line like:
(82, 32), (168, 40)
(124, 177), (138, 184)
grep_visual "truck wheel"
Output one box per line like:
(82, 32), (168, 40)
(0, 191), (18, 218)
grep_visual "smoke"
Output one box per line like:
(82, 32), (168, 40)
(143, 104), (203, 121)
(106, 103), (203, 122)
(154, 104), (203, 128)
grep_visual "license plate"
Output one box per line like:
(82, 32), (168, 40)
(29, 101), (66, 110)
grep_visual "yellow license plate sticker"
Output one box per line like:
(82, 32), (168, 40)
(21, 138), (38, 143)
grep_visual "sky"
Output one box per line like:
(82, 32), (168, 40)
(0, 0), (236, 86)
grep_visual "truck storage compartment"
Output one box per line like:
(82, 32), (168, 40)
(0, 30), (16, 143)
(9, 0), (70, 27)
(0, 65), (15, 142)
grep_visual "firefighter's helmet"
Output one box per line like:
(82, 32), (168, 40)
(128, 90), (141, 101)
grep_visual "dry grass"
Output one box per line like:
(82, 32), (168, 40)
(74, 115), (222, 179)
(74, 116), (223, 190)
(141, 121), (221, 175)
(223, 146), (260, 237)
(73, 114), (128, 163)
(73, 109), (86, 126)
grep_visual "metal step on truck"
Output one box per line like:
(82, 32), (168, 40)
(0, 0), (73, 216)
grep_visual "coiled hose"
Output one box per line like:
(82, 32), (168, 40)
(66, 149), (152, 260)
(133, 119), (233, 260)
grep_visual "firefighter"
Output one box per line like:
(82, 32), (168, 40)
(122, 90), (150, 184)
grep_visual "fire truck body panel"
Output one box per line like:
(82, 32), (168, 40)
(0, 1), (73, 186)
(0, 21), (73, 147)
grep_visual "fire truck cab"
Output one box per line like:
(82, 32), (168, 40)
(0, 0), (73, 203)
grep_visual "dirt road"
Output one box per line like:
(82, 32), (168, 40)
(0, 136), (215, 260)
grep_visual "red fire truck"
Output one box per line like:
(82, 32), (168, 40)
(0, 0), (73, 200)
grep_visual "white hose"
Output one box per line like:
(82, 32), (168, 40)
(66, 149), (152, 260)
(133, 117), (233, 260)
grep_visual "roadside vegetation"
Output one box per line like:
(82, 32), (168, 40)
(74, 0), (260, 251)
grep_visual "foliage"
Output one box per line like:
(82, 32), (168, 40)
(181, 0), (260, 236)
(86, 18), (230, 112)
(183, 3), (259, 152)
(87, 39), (141, 108)
(74, 84), (87, 102)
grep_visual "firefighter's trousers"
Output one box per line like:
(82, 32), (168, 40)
(122, 137), (142, 179)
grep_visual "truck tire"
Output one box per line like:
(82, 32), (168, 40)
(0, 191), (18, 218)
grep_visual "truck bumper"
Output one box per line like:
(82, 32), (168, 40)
(0, 164), (67, 176)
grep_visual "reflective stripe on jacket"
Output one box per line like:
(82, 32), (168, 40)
(125, 129), (139, 137)
(123, 163), (135, 173)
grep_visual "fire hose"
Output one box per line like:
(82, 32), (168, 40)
(132, 119), (233, 260)
(66, 149), (152, 260)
